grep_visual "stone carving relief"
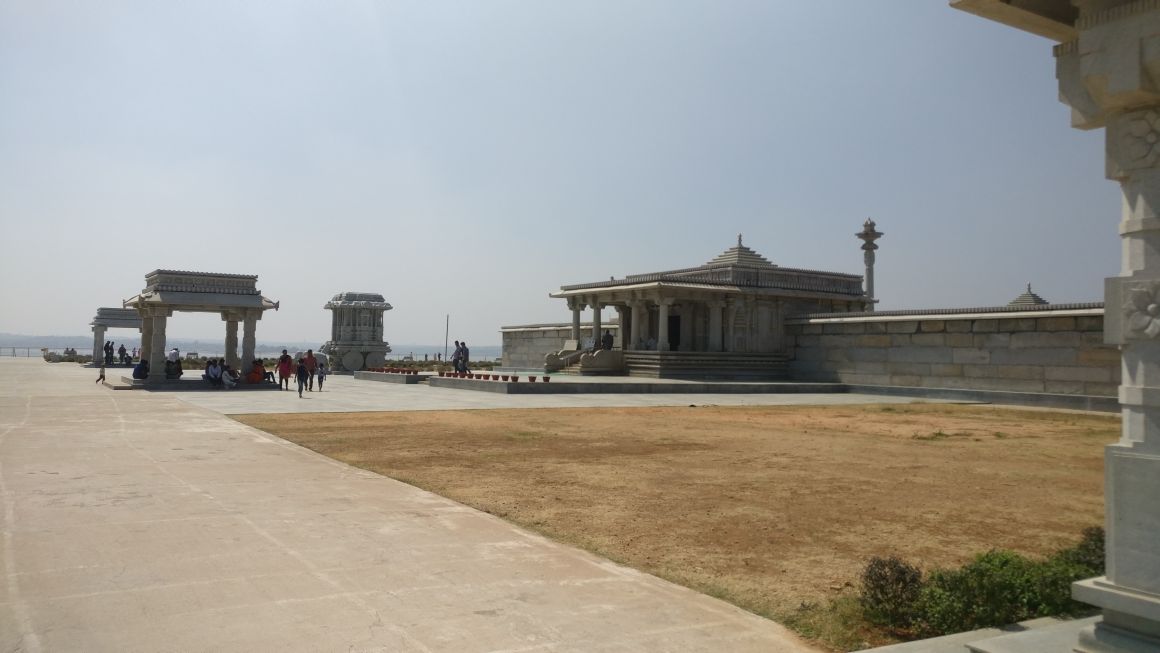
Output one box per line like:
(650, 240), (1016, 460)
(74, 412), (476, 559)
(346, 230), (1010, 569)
(1124, 280), (1160, 339)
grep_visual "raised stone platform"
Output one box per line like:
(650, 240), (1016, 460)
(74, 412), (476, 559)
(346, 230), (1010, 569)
(109, 376), (282, 391)
(427, 376), (843, 395)
(352, 371), (427, 384)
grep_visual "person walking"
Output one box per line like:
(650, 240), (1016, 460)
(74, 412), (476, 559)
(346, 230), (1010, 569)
(460, 341), (471, 375)
(304, 349), (318, 391)
(316, 361), (328, 391)
(276, 349), (293, 391)
(295, 358), (309, 398)
(95, 364), (106, 384)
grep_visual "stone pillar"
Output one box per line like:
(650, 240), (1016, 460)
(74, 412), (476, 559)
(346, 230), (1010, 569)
(224, 316), (239, 369)
(148, 312), (168, 382)
(724, 299), (738, 352)
(570, 299), (583, 344)
(657, 299), (672, 352)
(615, 306), (628, 349)
(91, 326), (106, 363)
(708, 300), (724, 352)
(857, 219), (883, 311)
(140, 315), (153, 361)
(241, 311), (257, 370)
(591, 299), (602, 348)
(1043, 7), (1160, 651)
(628, 300), (643, 350)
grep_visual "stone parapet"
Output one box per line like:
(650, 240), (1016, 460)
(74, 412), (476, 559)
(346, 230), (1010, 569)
(788, 310), (1117, 397)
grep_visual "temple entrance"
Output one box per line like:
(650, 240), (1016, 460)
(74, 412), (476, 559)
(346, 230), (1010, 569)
(668, 315), (681, 351)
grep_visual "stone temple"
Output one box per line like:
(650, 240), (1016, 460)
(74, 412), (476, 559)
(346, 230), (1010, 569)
(541, 235), (868, 378)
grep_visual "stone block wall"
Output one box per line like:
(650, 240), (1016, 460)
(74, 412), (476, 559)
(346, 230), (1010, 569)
(786, 311), (1118, 396)
(501, 323), (620, 370)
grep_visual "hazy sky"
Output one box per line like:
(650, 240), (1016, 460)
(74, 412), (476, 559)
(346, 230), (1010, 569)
(0, 2), (1118, 346)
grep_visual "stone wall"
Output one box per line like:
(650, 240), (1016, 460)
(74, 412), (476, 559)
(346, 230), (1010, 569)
(501, 323), (620, 370)
(786, 307), (1118, 397)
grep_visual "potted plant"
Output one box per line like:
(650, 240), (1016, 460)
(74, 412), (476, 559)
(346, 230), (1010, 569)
(529, 376), (537, 382)
(543, 376), (551, 382)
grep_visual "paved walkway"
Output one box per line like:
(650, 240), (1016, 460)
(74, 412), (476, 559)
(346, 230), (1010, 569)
(0, 359), (874, 651)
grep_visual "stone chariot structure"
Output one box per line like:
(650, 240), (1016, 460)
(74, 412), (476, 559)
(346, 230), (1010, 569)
(321, 292), (392, 372)
(123, 270), (279, 383)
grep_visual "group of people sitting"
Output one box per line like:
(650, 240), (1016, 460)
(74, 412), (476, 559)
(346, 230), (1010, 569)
(202, 359), (242, 389)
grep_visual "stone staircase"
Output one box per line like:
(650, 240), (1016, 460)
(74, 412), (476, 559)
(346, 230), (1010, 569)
(623, 351), (789, 380)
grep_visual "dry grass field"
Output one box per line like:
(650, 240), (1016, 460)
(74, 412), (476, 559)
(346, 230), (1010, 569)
(234, 404), (1116, 650)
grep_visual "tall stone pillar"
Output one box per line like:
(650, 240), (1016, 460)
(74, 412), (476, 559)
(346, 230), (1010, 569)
(241, 311), (257, 370)
(857, 219), (883, 311)
(591, 299), (602, 348)
(148, 312), (168, 382)
(615, 306), (628, 349)
(628, 300), (643, 350)
(91, 326), (106, 364)
(724, 299), (738, 352)
(952, 4), (1160, 650)
(657, 299), (672, 352)
(708, 300), (724, 352)
(570, 298), (584, 344)
(140, 315), (153, 361)
(224, 316), (239, 369)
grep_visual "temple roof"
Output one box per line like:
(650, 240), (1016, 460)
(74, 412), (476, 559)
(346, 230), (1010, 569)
(125, 269), (279, 313)
(325, 292), (393, 311)
(703, 235), (777, 268)
(1007, 283), (1049, 307)
(552, 236), (863, 299)
(950, 0), (1077, 42)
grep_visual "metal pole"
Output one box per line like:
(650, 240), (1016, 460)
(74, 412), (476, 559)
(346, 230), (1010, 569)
(443, 314), (449, 361)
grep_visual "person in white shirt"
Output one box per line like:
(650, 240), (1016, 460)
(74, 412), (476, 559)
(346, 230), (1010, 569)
(205, 359), (223, 388)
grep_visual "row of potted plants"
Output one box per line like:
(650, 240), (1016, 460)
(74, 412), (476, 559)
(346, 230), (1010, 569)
(437, 371), (550, 382)
(369, 368), (420, 375)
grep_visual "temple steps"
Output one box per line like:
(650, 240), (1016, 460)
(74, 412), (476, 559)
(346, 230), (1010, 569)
(623, 351), (790, 380)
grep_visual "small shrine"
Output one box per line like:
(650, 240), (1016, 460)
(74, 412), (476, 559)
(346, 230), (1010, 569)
(321, 292), (393, 372)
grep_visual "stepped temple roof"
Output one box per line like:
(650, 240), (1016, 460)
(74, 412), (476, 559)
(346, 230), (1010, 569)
(1007, 283), (1049, 307)
(552, 236), (864, 300)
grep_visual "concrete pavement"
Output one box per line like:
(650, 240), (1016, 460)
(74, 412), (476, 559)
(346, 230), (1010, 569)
(0, 358), (826, 651)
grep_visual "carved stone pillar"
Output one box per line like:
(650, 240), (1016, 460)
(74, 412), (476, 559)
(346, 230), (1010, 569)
(569, 298), (585, 344)
(140, 315), (153, 361)
(91, 326), (106, 364)
(615, 306), (628, 349)
(591, 298), (602, 348)
(1050, 6), (1160, 651)
(223, 315), (239, 369)
(707, 300), (724, 352)
(241, 311), (258, 370)
(724, 299), (738, 352)
(657, 299), (672, 352)
(148, 311), (168, 382)
(628, 300), (644, 350)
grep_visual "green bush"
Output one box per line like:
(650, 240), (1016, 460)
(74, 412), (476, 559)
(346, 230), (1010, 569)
(1054, 526), (1105, 576)
(860, 528), (1106, 639)
(913, 549), (1098, 637)
(860, 556), (923, 630)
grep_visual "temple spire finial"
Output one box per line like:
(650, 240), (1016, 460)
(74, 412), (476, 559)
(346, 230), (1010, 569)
(737, 233), (742, 248)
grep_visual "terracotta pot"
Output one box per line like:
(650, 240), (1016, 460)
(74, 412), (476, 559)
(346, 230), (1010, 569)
(529, 376), (537, 382)
(543, 376), (551, 382)
(512, 375), (520, 382)
(501, 375), (509, 381)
